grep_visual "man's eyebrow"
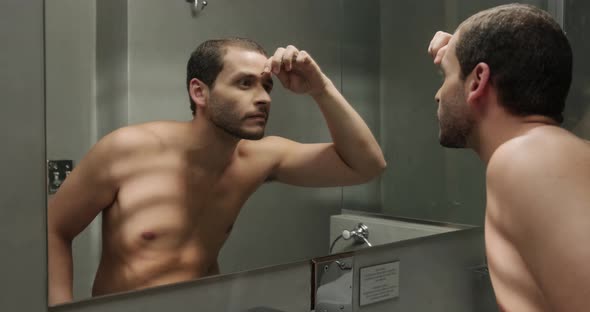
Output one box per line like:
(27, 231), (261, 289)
(232, 71), (257, 79)
(234, 72), (273, 85)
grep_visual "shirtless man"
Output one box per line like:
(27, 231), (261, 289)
(428, 4), (590, 311)
(47, 38), (386, 305)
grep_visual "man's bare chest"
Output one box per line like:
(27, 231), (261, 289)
(105, 164), (267, 249)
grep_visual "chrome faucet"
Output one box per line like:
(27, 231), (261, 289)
(186, 0), (208, 11)
(329, 223), (373, 254)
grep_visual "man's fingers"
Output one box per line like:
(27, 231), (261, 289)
(270, 47), (286, 75)
(263, 57), (272, 74)
(428, 38), (437, 57)
(428, 31), (452, 59)
(295, 50), (312, 66)
(434, 45), (448, 65)
(267, 46), (300, 74)
(282, 45), (299, 71)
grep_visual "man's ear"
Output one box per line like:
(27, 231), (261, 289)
(189, 78), (209, 110)
(466, 62), (491, 105)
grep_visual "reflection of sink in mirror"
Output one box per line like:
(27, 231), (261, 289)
(329, 213), (468, 254)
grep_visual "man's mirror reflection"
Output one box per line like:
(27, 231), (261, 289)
(45, 1), (590, 310)
(47, 39), (386, 305)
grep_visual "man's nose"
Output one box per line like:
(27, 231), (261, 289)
(255, 86), (271, 104)
(434, 89), (441, 104)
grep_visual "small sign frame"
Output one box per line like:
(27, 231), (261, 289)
(359, 260), (400, 306)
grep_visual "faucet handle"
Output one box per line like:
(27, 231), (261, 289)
(341, 223), (370, 244)
(342, 229), (352, 240)
(186, 0), (208, 11)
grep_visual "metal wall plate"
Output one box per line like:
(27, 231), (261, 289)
(312, 253), (354, 312)
(47, 159), (73, 195)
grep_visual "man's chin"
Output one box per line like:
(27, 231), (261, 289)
(217, 124), (265, 140)
(238, 130), (265, 140)
(439, 136), (467, 149)
(243, 134), (264, 140)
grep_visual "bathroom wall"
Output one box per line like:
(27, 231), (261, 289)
(45, 0), (101, 301)
(0, 0), (47, 311)
(96, 0), (128, 138)
(340, 0), (383, 214)
(563, 0), (590, 140)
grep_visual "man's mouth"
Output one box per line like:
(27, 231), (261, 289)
(245, 112), (267, 120)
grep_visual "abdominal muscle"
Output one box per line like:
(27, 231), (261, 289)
(92, 243), (216, 296)
(91, 177), (248, 296)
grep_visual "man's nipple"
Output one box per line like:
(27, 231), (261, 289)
(141, 231), (157, 240)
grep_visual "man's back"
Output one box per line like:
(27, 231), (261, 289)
(485, 126), (590, 311)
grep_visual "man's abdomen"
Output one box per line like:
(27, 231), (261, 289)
(92, 241), (217, 297)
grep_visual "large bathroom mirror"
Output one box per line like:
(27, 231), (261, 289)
(46, 0), (588, 307)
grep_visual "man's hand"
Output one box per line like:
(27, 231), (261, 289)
(263, 45), (329, 96)
(428, 31), (452, 65)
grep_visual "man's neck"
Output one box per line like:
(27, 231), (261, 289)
(471, 114), (558, 165)
(182, 116), (241, 173)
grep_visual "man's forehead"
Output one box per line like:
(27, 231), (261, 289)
(217, 48), (272, 85)
(441, 32), (460, 66)
(222, 47), (267, 71)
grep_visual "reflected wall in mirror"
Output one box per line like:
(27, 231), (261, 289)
(342, 0), (557, 226)
(46, 0), (387, 306)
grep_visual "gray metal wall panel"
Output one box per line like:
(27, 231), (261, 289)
(51, 261), (311, 312)
(563, 0), (590, 140)
(0, 0), (47, 310)
(353, 228), (489, 311)
(45, 0), (100, 300)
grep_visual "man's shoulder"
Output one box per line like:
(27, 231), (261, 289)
(100, 121), (176, 152)
(485, 127), (582, 230)
(487, 126), (587, 179)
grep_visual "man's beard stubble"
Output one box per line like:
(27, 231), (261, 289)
(438, 93), (473, 148)
(208, 95), (266, 140)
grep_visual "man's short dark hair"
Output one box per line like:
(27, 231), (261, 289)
(186, 38), (267, 116)
(456, 4), (572, 123)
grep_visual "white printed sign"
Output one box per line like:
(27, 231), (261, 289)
(359, 261), (400, 306)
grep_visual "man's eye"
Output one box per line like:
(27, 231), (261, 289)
(239, 79), (253, 88)
(263, 84), (273, 93)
